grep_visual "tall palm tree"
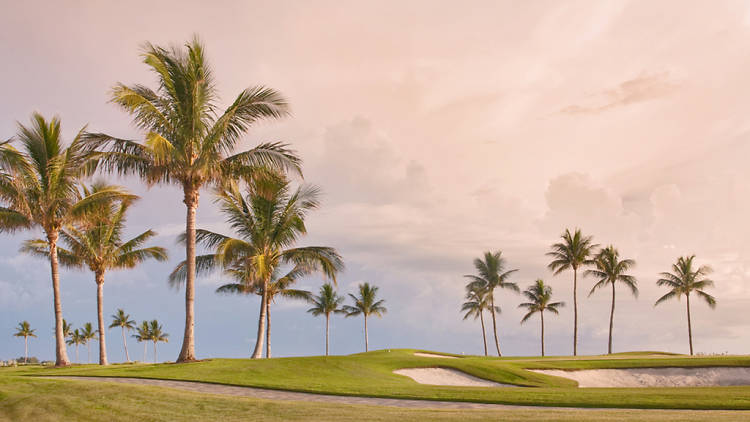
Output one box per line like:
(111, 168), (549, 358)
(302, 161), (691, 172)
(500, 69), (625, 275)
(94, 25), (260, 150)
(21, 188), (167, 365)
(519, 280), (564, 357)
(216, 267), (312, 358)
(170, 175), (343, 359)
(133, 321), (150, 362)
(546, 228), (597, 356)
(109, 309), (136, 362)
(148, 320), (168, 363)
(66, 329), (85, 363)
(655, 255), (717, 355)
(586, 246), (638, 354)
(307, 283), (345, 356)
(343, 283), (387, 352)
(460, 283), (498, 356)
(464, 251), (519, 356)
(13, 321), (36, 363)
(82, 37), (301, 362)
(80, 322), (97, 364)
(0, 114), (130, 366)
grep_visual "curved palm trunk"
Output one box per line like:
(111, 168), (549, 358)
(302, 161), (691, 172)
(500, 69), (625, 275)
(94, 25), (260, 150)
(177, 187), (199, 363)
(685, 293), (693, 356)
(608, 282), (616, 354)
(251, 281), (269, 359)
(479, 310), (488, 356)
(265, 301), (271, 359)
(325, 313), (330, 356)
(489, 293), (502, 356)
(121, 327), (130, 362)
(364, 314), (369, 352)
(95, 272), (108, 365)
(541, 310), (545, 357)
(47, 231), (71, 367)
(572, 268), (578, 356)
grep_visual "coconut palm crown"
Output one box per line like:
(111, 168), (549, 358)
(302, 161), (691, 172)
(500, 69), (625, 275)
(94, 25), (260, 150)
(81, 36), (302, 362)
(343, 282), (387, 352)
(655, 255), (716, 355)
(307, 283), (346, 356)
(519, 279), (564, 356)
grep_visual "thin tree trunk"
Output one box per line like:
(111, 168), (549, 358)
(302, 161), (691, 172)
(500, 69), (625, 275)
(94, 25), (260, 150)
(608, 282), (615, 354)
(76, 344), (79, 364)
(95, 272), (108, 365)
(87, 342), (91, 364)
(541, 310), (545, 357)
(685, 293), (693, 356)
(573, 268), (578, 356)
(265, 301), (271, 359)
(489, 292), (502, 356)
(25, 337), (28, 363)
(153, 342), (157, 363)
(325, 313), (330, 356)
(251, 280), (268, 359)
(479, 310), (488, 356)
(364, 315), (369, 352)
(47, 231), (70, 367)
(177, 186), (199, 363)
(143, 342), (147, 362)
(121, 327), (130, 362)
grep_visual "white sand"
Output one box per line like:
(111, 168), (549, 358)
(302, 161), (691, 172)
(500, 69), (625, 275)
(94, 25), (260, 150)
(531, 367), (750, 388)
(414, 352), (457, 359)
(394, 368), (509, 387)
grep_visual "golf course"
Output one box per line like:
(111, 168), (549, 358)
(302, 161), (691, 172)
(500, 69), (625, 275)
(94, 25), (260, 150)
(3, 349), (750, 421)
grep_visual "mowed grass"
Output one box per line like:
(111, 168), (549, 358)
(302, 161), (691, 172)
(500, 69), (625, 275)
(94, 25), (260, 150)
(1, 376), (749, 422)
(4, 349), (750, 410)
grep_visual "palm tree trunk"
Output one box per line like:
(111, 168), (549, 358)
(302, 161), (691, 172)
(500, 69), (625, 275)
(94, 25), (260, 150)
(541, 310), (545, 357)
(573, 268), (578, 356)
(251, 280), (269, 359)
(121, 327), (130, 362)
(479, 310), (488, 356)
(265, 301), (271, 359)
(87, 342), (91, 364)
(685, 293), (693, 356)
(177, 186), (199, 363)
(47, 231), (71, 367)
(325, 313), (330, 356)
(153, 341), (157, 363)
(608, 282), (615, 354)
(364, 314), (369, 352)
(489, 292), (502, 356)
(143, 342), (147, 362)
(24, 336), (28, 363)
(95, 272), (108, 365)
(76, 344), (79, 363)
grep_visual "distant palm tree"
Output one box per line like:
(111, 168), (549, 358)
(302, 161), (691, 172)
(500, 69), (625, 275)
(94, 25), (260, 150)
(0, 114), (130, 366)
(343, 283), (387, 352)
(464, 251), (519, 356)
(307, 284), (345, 356)
(547, 228), (597, 356)
(82, 36), (301, 363)
(66, 329), (85, 363)
(171, 174), (342, 359)
(148, 320), (168, 363)
(109, 309), (136, 362)
(13, 321), (36, 363)
(519, 280), (564, 357)
(655, 255), (717, 356)
(81, 323), (97, 364)
(21, 187), (166, 365)
(62, 319), (73, 356)
(461, 283), (497, 356)
(586, 246), (638, 354)
(133, 321), (150, 362)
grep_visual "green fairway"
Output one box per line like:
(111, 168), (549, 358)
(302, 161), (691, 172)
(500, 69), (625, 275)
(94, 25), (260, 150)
(3, 349), (750, 410)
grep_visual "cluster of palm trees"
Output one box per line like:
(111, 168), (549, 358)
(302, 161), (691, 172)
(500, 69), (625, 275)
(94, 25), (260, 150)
(462, 228), (718, 357)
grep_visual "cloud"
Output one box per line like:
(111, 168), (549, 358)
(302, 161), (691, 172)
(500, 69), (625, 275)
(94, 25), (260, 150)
(560, 72), (679, 115)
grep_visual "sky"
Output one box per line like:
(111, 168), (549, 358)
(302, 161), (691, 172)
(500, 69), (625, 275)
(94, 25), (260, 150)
(1, 0), (750, 362)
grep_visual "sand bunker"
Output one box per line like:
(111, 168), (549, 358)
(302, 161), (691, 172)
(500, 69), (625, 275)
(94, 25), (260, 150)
(414, 352), (457, 359)
(531, 367), (750, 388)
(394, 368), (509, 387)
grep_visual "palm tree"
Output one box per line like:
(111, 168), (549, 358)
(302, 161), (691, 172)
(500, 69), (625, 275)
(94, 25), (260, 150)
(307, 284), (345, 356)
(62, 319), (73, 356)
(655, 255), (717, 355)
(464, 251), (519, 356)
(547, 228), (597, 356)
(0, 114), (130, 366)
(82, 37), (301, 362)
(170, 175), (343, 359)
(21, 187), (167, 365)
(109, 309), (136, 362)
(66, 329), (85, 363)
(148, 320), (168, 363)
(460, 283), (498, 356)
(81, 322), (97, 364)
(586, 246), (638, 354)
(343, 283), (387, 352)
(13, 321), (36, 363)
(133, 321), (151, 362)
(519, 280), (564, 357)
